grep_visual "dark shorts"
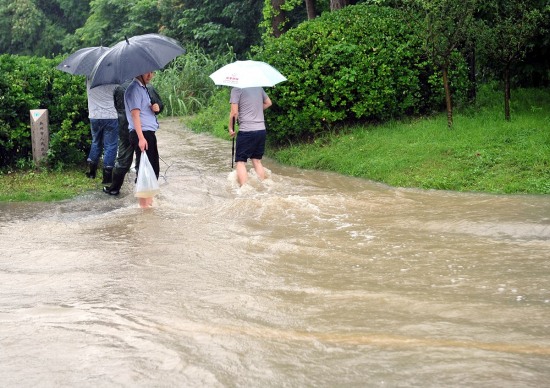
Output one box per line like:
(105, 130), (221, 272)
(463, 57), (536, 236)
(235, 130), (266, 162)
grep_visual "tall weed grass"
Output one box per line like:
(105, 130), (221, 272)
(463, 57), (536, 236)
(183, 88), (231, 138)
(153, 46), (235, 116)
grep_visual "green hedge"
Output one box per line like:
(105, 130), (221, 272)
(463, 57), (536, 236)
(0, 54), (89, 169)
(254, 4), (468, 144)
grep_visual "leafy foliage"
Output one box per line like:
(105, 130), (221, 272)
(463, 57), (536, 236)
(167, 0), (263, 57)
(476, 0), (546, 120)
(71, 0), (263, 57)
(0, 0), (89, 57)
(406, 0), (478, 127)
(0, 54), (89, 169)
(73, 1), (142, 48)
(0, 0), (548, 93)
(254, 4), (467, 144)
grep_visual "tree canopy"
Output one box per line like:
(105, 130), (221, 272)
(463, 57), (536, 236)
(0, 0), (89, 56)
(0, 0), (264, 57)
(1, 0), (548, 90)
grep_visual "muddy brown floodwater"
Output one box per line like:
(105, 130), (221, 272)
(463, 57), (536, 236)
(1, 118), (549, 387)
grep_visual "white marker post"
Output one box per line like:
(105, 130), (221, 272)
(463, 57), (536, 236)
(30, 109), (49, 166)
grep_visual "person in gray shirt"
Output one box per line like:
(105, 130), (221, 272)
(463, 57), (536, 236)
(84, 81), (119, 183)
(228, 87), (272, 186)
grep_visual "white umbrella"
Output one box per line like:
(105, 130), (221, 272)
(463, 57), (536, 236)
(209, 60), (287, 88)
(89, 34), (185, 88)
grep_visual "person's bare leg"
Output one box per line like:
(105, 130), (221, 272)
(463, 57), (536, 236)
(236, 161), (248, 186)
(139, 198), (149, 208)
(252, 159), (265, 181)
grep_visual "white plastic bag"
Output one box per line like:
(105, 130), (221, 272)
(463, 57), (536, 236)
(135, 151), (160, 198)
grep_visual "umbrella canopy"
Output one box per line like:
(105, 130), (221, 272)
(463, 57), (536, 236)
(89, 33), (185, 88)
(209, 60), (287, 88)
(56, 46), (109, 76)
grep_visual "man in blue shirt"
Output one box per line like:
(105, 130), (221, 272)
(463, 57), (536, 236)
(103, 79), (163, 196)
(124, 72), (161, 208)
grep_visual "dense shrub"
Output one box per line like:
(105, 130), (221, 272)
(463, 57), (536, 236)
(0, 54), (88, 169)
(254, 4), (468, 144)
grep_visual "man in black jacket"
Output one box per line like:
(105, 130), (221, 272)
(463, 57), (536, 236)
(102, 79), (164, 196)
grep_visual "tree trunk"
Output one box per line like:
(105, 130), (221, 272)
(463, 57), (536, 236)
(330, 0), (349, 11)
(504, 65), (511, 121)
(305, 0), (317, 19)
(272, 0), (286, 37)
(442, 66), (453, 128)
(467, 45), (476, 102)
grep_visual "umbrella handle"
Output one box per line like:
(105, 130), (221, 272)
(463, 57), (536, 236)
(231, 137), (235, 170)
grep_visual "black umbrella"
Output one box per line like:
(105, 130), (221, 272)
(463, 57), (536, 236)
(56, 46), (109, 76)
(89, 34), (185, 88)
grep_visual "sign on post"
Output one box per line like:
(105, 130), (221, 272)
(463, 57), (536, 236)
(30, 109), (49, 166)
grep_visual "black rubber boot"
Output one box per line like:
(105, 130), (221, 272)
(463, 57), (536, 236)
(103, 169), (126, 196)
(85, 162), (97, 179)
(101, 167), (113, 184)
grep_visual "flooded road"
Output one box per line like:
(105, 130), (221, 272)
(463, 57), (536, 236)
(1, 118), (549, 387)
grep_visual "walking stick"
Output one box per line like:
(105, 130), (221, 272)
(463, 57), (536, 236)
(231, 117), (236, 169)
(231, 137), (235, 169)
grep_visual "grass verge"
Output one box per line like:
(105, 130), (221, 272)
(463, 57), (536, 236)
(0, 168), (97, 202)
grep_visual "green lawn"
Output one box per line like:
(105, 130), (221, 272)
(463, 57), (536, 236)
(0, 169), (97, 202)
(270, 86), (550, 194)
